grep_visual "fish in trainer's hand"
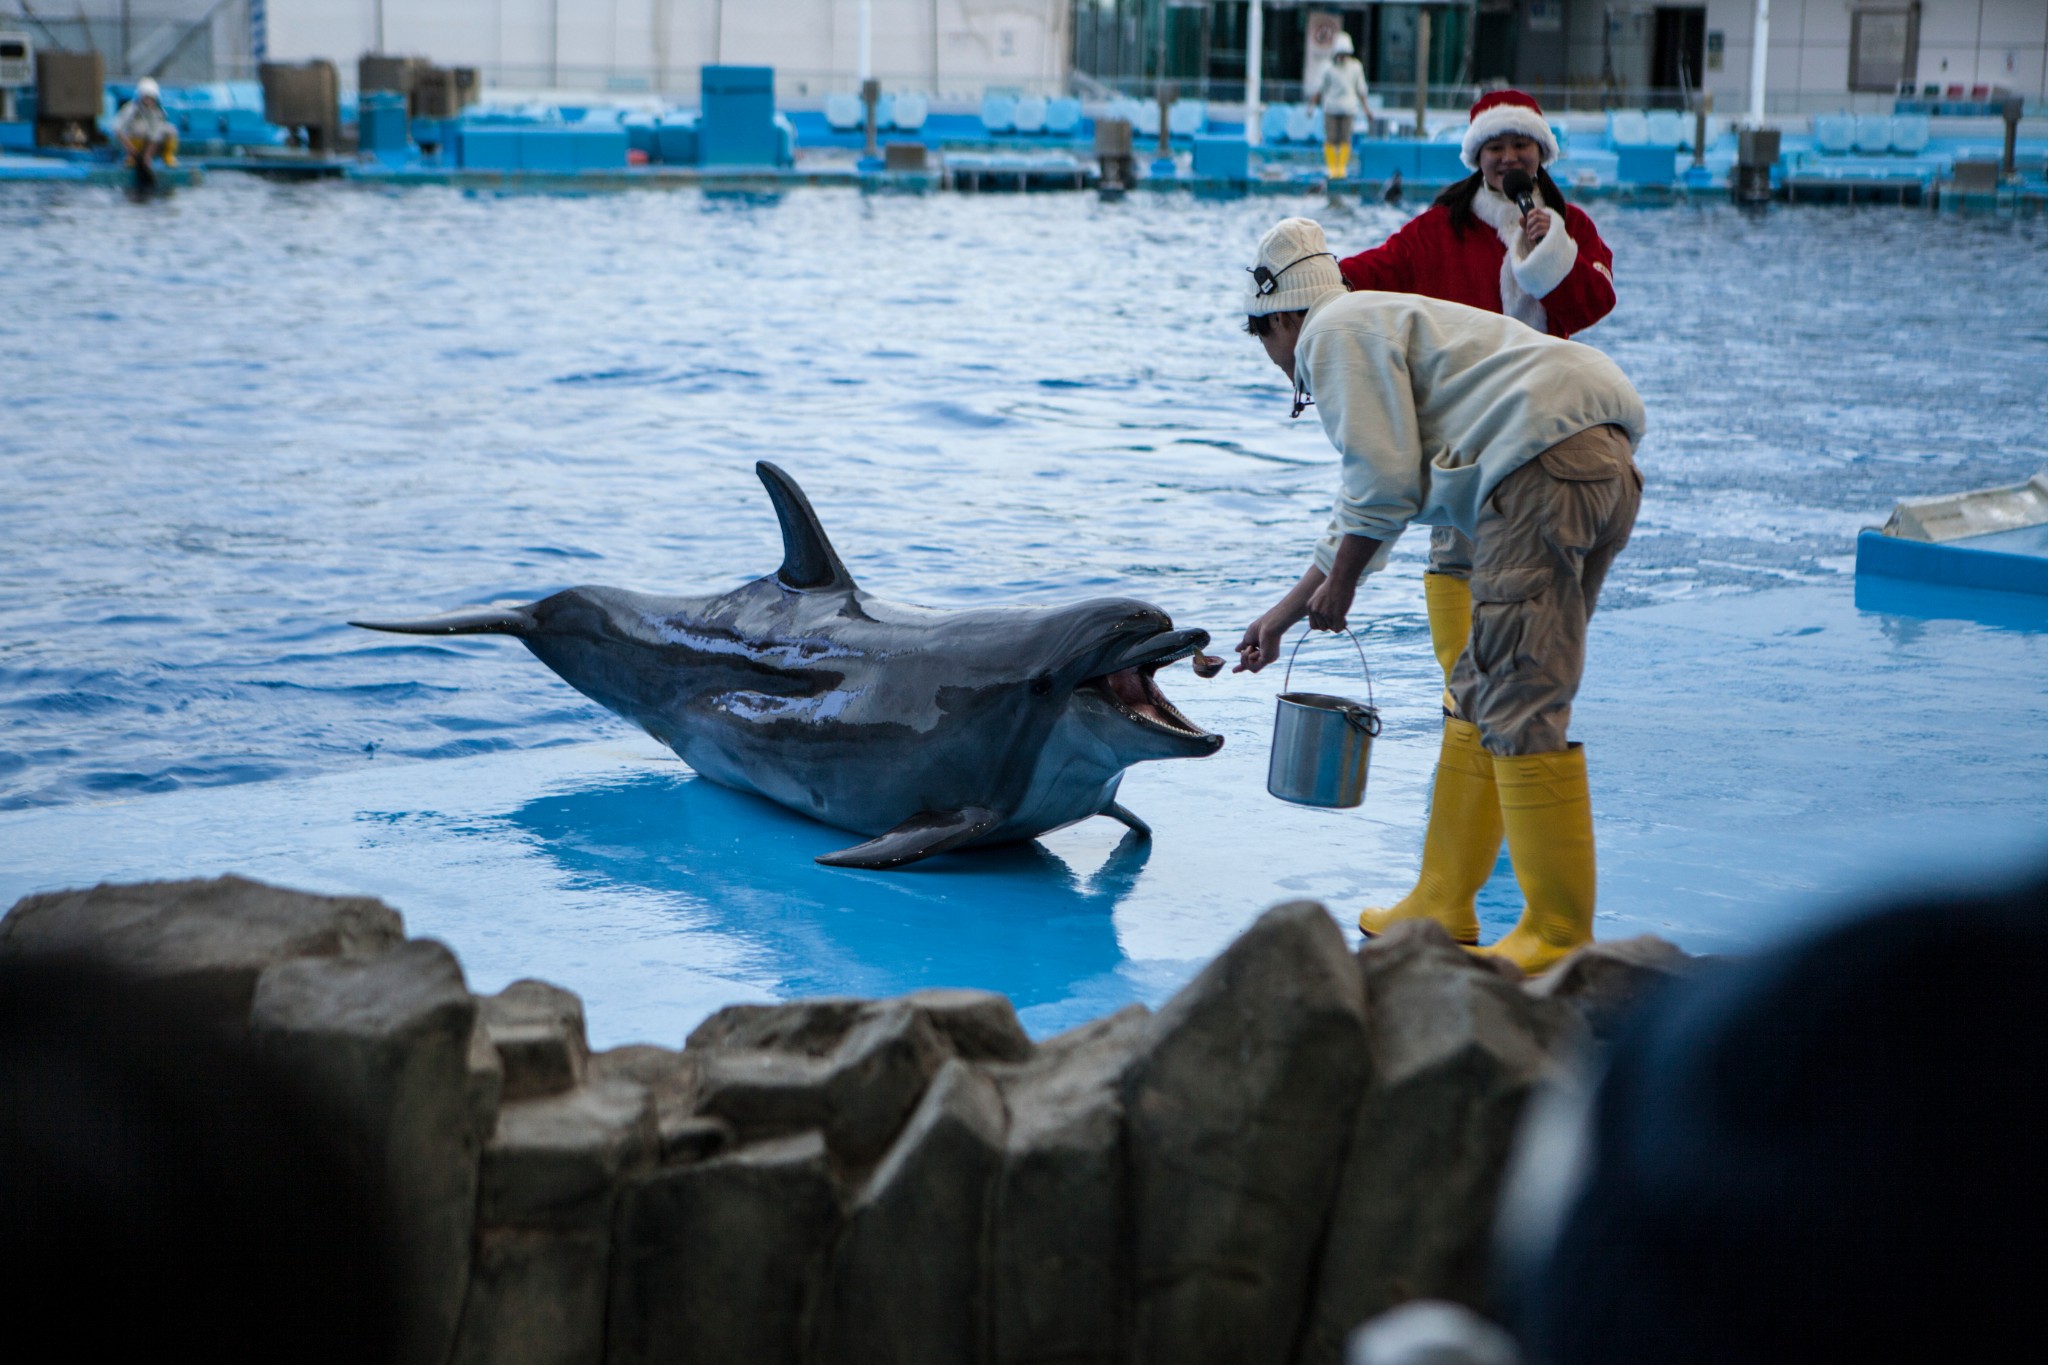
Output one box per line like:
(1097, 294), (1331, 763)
(353, 463), (1223, 870)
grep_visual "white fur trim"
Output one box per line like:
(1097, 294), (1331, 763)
(1461, 105), (1559, 168)
(1511, 209), (1577, 299)
(1472, 186), (1549, 331)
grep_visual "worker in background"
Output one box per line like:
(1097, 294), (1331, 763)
(1335, 90), (1619, 948)
(1311, 32), (1370, 182)
(1232, 217), (1644, 973)
(113, 78), (178, 187)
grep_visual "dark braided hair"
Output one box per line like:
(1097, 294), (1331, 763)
(1433, 165), (1570, 237)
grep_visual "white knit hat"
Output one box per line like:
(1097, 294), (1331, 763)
(1243, 217), (1344, 316)
(1460, 89), (1560, 169)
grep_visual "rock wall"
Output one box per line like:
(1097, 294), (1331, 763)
(0, 876), (1690, 1365)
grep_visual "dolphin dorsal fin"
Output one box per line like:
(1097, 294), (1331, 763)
(757, 461), (855, 592)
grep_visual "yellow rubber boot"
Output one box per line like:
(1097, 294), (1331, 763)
(1334, 143), (1351, 180)
(1322, 144), (1339, 178)
(1483, 746), (1597, 975)
(1358, 718), (1499, 945)
(1423, 572), (1472, 711)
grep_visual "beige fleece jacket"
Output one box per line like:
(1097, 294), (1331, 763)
(1295, 287), (1646, 574)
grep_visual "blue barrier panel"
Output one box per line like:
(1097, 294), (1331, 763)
(654, 121), (699, 165)
(700, 64), (781, 166)
(1192, 133), (1248, 180)
(359, 91), (409, 155)
(1352, 140), (1411, 181)
(457, 127), (523, 171)
(1414, 143), (1467, 182)
(1855, 530), (2048, 598)
(1616, 144), (1677, 185)
(521, 127), (629, 171)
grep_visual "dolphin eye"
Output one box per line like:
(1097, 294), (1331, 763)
(1031, 674), (1053, 697)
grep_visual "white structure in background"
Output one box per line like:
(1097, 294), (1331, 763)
(264, 0), (1070, 99)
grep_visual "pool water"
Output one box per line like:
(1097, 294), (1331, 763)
(4, 180), (2046, 1042)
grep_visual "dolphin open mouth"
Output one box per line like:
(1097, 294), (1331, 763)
(1082, 630), (1218, 742)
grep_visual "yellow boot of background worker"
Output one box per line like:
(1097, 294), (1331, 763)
(1332, 141), (1351, 180)
(1358, 717), (1499, 945)
(1483, 745), (1597, 975)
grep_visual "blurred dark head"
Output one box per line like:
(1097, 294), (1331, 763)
(1510, 866), (2048, 1363)
(0, 956), (400, 1362)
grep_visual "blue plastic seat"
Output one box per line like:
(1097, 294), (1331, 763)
(1284, 105), (1319, 143)
(1889, 112), (1931, 154)
(1167, 99), (1205, 137)
(1044, 97), (1082, 134)
(1012, 94), (1048, 134)
(1128, 102), (1160, 137)
(1644, 110), (1684, 146)
(1853, 114), (1892, 152)
(1813, 114), (1855, 154)
(823, 92), (863, 131)
(890, 92), (928, 132)
(980, 93), (1017, 134)
(1606, 110), (1649, 147)
(1259, 104), (1292, 144)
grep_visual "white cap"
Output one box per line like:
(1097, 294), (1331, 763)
(136, 77), (160, 101)
(1243, 217), (1345, 317)
(1333, 32), (1355, 56)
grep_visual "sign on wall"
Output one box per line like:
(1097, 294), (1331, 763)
(1849, 6), (1920, 92)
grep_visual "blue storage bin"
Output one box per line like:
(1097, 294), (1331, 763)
(1414, 143), (1468, 182)
(359, 91), (410, 155)
(1615, 144), (1677, 185)
(700, 64), (781, 166)
(654, 119), (699, 165)
(458, 127), (522, 170)
(1192, 133), (1248, 180)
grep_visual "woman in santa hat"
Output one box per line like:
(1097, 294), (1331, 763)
(1336, 90), (1624, 951)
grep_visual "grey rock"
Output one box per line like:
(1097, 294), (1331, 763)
(901, 987), (1035, 1062)
(1524, 935), (1692, 1043)
(590, 1045), (715, 1164)
(692, 1004), (950, 1168)
(688, 988), (1032, 1064)
(819, 1002), (953, 1167)
(477, 1077), (658, 1229)
(1299, 922), (1579, 1365)
(607, 1131), (842, 1365)
(690, 1048), (834, 1145)
(817, 1059), (1009, 1365)
(452, 1077), (658, 1365)
(248, 938), (488, 1365)
(454, 1228), (612, 1365)
(685, 998), (870, 1055)
(987, 1004), (1152, 1365)
(482, 979), (590, 1101)
(0, 875), (402, 1022)
(1122, 901), (1371, 1365)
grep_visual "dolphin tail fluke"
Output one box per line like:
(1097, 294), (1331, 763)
(817, 806), (1003, 871)
(756, 461), (856, 592)
(349, 606), (535, 637)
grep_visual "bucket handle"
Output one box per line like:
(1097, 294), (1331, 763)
(1281, 626), (1380, 732)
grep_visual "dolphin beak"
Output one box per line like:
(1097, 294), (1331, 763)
(1083, 628), (1223, 752)
(349, 606), (535, 637)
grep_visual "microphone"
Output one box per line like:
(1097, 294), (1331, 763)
(1502, 168), (1536, 216)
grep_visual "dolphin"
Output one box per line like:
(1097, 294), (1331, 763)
(351, 462), (1222, 870)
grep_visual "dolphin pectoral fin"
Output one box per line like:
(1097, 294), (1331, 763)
(1103, 802), (1153, 838)
(349, 606), (534, 637)
(816, 807), (1004, 870)
(757, 462), (856, 593)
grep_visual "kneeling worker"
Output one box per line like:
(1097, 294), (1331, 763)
(114, 78), (178, 179)
(1232, 217), (1645, 972)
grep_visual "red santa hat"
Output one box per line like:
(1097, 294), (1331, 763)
(1460, 89), (1560, 169)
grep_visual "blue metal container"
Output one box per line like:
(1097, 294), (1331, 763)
(699, 64), (781, 167)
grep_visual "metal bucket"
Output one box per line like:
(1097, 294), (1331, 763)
(1267, 628), (1381, 808)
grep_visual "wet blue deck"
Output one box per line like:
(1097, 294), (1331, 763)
(3, 182), (2045, 1046)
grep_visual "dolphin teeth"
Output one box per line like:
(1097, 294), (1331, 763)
(1095, 665), (1211, 739)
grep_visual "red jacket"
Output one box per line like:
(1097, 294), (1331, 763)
(1338, 200), (1616, 338)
